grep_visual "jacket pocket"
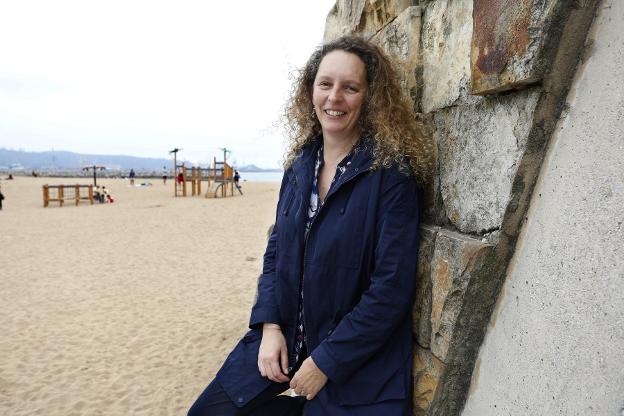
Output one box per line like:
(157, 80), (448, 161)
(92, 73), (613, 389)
(216, 329), (272, 408)
(331, 353), (409, 405)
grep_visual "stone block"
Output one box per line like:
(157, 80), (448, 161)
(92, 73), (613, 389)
(422, 169), (443, 225)
(323, 0), (413, 42)
(421, 0), (473, 113)
(413, 345), (445, 415)
(435, 88), (540, 234)
(419, 112), (448, 227)
(471, 0), (559, 95)
(428, 229), (494, 362)
(413, 224), (439, 348)
(324, 0), (361, 41)
(371, 6), (422, 105)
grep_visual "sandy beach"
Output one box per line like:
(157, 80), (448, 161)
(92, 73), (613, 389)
(0, 176), (280, 415)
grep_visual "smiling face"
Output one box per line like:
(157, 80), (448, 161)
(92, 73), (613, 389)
(312, 50), (368, 144)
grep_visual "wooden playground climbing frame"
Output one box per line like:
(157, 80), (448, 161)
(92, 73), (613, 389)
(42, 184), (94, 207)
(174, 156), (237, 198)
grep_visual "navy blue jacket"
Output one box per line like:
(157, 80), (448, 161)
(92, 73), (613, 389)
(216, 138), (421, 414)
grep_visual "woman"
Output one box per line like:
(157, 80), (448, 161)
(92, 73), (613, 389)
(189, 35), (434, 416)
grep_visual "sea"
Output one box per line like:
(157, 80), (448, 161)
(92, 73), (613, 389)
(239, 171), (284, 182)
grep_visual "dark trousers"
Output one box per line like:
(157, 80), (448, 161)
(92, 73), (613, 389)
(187, 379), (305, 416)
(189, 345), (308, 416)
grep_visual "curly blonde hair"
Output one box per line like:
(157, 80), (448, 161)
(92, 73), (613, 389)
(283, 35), (434, 184)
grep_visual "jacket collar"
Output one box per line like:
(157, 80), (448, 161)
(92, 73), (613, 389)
(291, 134), (374, 195)
(291, 136), (320, 197)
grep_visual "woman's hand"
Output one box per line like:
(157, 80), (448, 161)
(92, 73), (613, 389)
(289, 357), (328, 400)
(258, 323), (290, 383)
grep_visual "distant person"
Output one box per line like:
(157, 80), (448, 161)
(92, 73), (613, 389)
(162, 166), (168, 185)
(6, 174), (13, 180)
(94, 186), (106, 203)
(177, 172), (183, 186)
(129, 169), (136, 186)
(234, 170), (243, 195)
(0, 186), (4, 210)
(31, 170), (38, 177)
(102, 186), (113, 203)
(94, 186), (101, 203)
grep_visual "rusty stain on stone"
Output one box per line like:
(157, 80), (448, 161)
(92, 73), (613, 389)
(413, 346), (445, 414)
(431, 258), (450, 326)
(471, 0), (533, 94)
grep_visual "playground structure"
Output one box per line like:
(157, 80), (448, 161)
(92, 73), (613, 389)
(171, 148), (240, 198)
(82, 165), (106, 186)
(42, 184), (94, 207)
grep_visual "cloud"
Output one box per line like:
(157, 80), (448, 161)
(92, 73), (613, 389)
(0, 0), (334, 169)
(0, 74), (65, 96)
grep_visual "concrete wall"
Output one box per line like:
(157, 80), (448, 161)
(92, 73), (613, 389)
(461, 1), (624, 414)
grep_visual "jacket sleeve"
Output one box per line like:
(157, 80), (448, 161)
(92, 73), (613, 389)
(310, 174), (420, 384)
(248, 170), (290, 329)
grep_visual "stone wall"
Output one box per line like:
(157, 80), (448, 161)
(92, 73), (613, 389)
(323, 1), (602, 414)
(461, 1), (624, 414)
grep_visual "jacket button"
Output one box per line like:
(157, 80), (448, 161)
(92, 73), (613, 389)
(339, 208), (345, 215)
(327, 329), (333, 335)
(237, 397), (244, 404)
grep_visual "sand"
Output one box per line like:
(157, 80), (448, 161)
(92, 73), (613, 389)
(0, 176), (281, 415)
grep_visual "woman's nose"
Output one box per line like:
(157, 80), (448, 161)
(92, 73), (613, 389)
(328, 87), (343, 102)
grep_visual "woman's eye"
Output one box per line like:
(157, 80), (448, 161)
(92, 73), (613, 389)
(318, 81), (331, 88)
(346, 86), (358, 92)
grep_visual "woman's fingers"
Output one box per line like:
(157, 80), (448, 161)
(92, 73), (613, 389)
(258, 360), (266, 377)
(262, 357), (287, 383)
(265, 360), (277, 382)
(259, 352), (288, 382)
(289, 373), (300, 392)
(269, 358), (289, 382)
(280, 346), (289, 375)
(290, 378), (307, 397)
(257, 327), (290, 382)
(289, 357), (328, 400)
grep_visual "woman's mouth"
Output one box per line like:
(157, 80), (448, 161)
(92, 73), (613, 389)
(325, 110), (346, 116)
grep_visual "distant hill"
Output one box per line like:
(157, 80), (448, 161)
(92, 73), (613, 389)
(237, 164), (282, 172)
(0, 148), (283, 173)
(0, 148), (172, 171)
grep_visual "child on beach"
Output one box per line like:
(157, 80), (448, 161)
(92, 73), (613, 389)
(102, 186), (114, 203)
(94, 186), (102, 203)
(234, 170), (243, 195)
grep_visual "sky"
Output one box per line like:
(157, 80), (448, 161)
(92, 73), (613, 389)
(0, 1), (336, 169)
